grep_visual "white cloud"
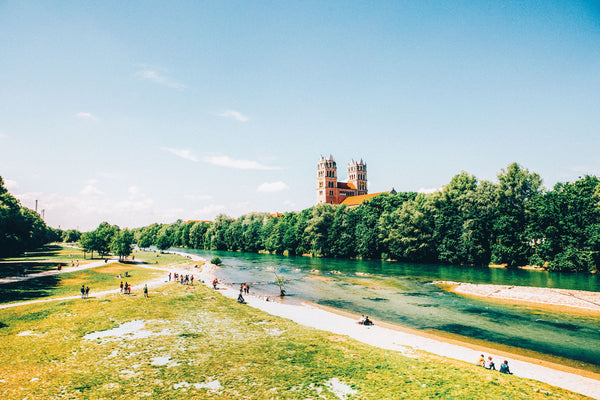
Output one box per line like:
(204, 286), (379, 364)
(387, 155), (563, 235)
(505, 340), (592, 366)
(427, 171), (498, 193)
(4, 179), (18, 190)
(76, 112), (98, 121)
(192, 204), (226, 217)
(417, 187), (441, 194)
(184, 194), (213, 201)
(161, 147), (198, 162)
(204, 155), (280, 170)
(257, 181), (289, 193)
(135, 69), (185, 89)
(219, 110), (249, 122)
(80, 183), (105, 197)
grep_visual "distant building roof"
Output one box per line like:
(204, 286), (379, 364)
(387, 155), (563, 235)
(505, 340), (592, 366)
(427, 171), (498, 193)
(337, 182), (356, 190)
(185, 220), (212, 224)
(340, 189), (396, 207)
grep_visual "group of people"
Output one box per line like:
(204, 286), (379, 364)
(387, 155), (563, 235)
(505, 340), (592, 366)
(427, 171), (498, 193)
(478, 354), (512, 374)
(80, 285), (90, 299)
(239, 283), (250, 295)
(358, 315), (374, 326)
(120, 281), (132, 294)
(168, 272), (195, 286)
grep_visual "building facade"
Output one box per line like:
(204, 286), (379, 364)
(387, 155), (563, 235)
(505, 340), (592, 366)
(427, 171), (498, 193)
(316, 155), (367, 204)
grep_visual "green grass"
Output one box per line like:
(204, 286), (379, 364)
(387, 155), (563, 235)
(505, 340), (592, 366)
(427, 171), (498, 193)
(0, 264), (163, 304)
(0, 282), (586, 399)
(0, 244), (93, 279)
(132, 249), (202, 268)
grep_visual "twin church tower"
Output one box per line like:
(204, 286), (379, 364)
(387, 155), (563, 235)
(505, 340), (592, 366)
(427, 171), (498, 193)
(317, 155), (367, 205)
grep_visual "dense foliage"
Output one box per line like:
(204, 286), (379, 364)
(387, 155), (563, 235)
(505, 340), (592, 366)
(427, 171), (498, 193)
(0, 176), (60, 257)
(80, 222), (133, 260)
(129, 163), (600, 273)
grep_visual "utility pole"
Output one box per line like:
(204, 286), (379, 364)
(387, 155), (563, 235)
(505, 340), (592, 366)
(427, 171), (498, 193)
(35, 200), (38, 213)
(41, 209), (45, 220)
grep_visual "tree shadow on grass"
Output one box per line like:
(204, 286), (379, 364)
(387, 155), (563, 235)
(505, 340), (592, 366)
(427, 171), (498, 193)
(0, 262), (64, 279)
(0, 274), (62, 304)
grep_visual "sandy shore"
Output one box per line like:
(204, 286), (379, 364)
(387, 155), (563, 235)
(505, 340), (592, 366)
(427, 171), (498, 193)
(438, 281), (600, 314)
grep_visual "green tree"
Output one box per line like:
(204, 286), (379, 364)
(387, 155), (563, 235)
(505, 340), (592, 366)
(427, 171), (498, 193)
(110, 229), (134, 261)
(529, 176), (600, 272)
(304, 203), (336, 256)
(492, 163), (542, 267)
(383, 194), (437, 262)
(62, 229), (81, 243)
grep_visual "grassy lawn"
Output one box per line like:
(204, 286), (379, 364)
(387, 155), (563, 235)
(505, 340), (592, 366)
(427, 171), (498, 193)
(0, 281), (585, 399)
(0, 264), (164, 304)
(0, 244), (95, 279)
(132, 249), (202, 269)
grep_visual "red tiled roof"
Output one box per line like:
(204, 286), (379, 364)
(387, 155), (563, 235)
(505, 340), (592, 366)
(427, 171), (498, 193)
(337, 182), (356, 189)
(340, 192), (387, 207)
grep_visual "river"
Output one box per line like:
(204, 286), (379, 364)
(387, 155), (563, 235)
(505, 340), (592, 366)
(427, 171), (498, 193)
(175, 248), (600, 372)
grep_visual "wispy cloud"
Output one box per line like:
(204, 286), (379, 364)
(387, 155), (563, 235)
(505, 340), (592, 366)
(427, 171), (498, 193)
(76, 112), (98, 121)
(161, 147), (198, 162)
(135, 68), (185, 89)
(219, 110), (249, 122)
(204, 155), (280, 170)
(257, 181), (289, 192)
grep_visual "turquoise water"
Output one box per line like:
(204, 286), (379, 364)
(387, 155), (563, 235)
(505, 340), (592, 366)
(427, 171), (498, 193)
(177, 249), (600, 369)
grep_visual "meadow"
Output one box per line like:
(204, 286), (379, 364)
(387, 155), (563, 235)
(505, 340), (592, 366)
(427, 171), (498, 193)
(0, 249), (587, 399)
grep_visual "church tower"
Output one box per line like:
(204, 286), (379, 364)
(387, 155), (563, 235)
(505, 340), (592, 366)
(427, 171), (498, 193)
(317, 155), (338, 204)
(348, 159), (367, 195)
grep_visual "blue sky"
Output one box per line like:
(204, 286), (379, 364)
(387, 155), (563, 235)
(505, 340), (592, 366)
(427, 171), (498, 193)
(1, 1), (599, 231)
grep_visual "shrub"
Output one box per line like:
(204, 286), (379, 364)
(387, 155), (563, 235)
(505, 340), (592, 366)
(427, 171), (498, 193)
(210, 256), (222, 266)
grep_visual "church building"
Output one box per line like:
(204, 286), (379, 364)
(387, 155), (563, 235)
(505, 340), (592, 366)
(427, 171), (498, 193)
(316, 155), (368, 205)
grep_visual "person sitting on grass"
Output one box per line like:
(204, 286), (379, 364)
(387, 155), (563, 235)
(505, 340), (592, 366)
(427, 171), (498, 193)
(478, 354), (486, 368)
(237, 293), (246, 304)
(363, 316), (374, 326)
(487, 356), (496, 370)
(499, 360), (512, 374)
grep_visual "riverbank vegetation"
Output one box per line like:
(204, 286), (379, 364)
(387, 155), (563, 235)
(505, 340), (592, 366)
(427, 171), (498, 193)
(132, 163), (600, 273)
(4, 162), (600, 273)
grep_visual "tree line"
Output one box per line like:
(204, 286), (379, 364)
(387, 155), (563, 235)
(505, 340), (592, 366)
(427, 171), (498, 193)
(0, 176), (61, 257)
(130, 163), (600, 273)
(5, 162), (600, 273)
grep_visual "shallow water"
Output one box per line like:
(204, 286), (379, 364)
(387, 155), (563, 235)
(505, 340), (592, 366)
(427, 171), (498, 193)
(177, 249), (600, 369)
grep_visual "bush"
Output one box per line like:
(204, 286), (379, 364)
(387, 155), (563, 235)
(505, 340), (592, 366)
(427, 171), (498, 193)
(210, 256), (222, 266)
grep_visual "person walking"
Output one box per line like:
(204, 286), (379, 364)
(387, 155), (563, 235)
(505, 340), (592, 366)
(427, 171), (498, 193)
(80, 285), (85, 299)
(85, 286), (90, 298)
(143, 284), (148, 298)
(120, 281), (123, 293)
